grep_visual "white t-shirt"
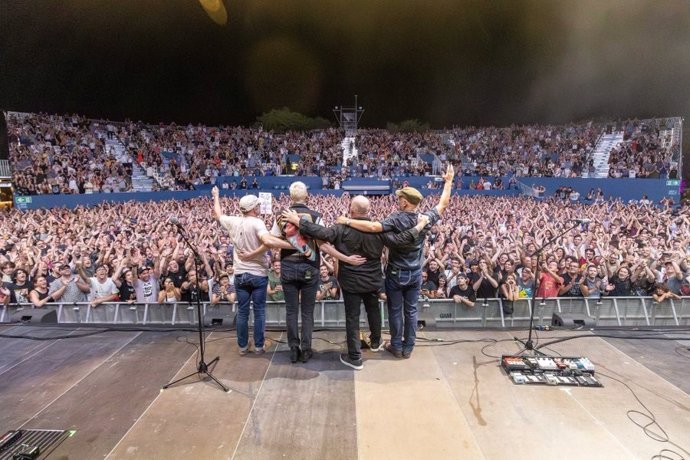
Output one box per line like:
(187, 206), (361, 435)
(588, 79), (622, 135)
(219, 215), (270, 276)
(134, 278), (160, 303)
(88, 277), (119, 302)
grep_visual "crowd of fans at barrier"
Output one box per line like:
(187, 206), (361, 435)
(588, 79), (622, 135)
(1, 193), (688, 310)
(7, 113), (680, 196)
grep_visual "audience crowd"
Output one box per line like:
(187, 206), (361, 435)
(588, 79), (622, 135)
(8, 113), (133, 196)
(1, 193), (688, 310)
(607, 120), (679, 179)
(7, 113), (681, 196)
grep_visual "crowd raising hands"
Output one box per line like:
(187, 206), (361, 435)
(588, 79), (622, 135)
(0, 189), (688, 309)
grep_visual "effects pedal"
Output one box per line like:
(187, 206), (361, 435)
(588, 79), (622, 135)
(12, 443), (40, 460)
(511, 372), (527, 384)
(0, 430), (21, 451)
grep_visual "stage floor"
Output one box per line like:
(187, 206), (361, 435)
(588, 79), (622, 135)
(1, 324), (689, 460)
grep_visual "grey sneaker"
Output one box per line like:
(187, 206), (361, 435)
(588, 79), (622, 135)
(254, 347), (266, 355)
(340, 354), (363, 370)
(238, 346), (249, 356)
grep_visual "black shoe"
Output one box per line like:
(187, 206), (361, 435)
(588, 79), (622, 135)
(301, 349), (313, 363)
(402, 349), (412, 359)
(370, 340), (384, 352)
(339, 354), (363, 370)
(385, 343), (403, 358)
(290, 347), (301, 363)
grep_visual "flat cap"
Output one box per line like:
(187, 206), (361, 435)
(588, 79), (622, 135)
(395, 187), (423, 205)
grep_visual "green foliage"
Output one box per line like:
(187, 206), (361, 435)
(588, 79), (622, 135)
(257, 107), (330, 133)
(386, 119), (430, 133)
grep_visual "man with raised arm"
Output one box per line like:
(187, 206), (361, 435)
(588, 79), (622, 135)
(282, 195), (430, 370)
(337, 164), (455, 359)
(212, 186), (292, 355)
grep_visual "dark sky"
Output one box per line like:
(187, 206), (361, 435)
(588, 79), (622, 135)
(1, 0), (689, 129)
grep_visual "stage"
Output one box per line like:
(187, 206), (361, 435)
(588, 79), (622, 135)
(0, 325), (689, 459)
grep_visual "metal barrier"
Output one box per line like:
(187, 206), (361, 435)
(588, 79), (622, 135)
(1, 297), (689, 328)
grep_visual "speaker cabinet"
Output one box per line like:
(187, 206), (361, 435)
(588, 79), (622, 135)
(11, 308), (58, 324)
(552, 313), (592, 328)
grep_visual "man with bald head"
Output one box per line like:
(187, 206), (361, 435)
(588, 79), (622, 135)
(283, 195), (429, 370)
(337, 164), (455, 359)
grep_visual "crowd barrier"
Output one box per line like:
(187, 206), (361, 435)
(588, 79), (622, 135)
(1, 297), (688, 329)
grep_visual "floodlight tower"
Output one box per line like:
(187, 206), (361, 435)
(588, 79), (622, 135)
(333, 95), (365, 167)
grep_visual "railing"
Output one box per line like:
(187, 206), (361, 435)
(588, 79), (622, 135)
(0, 160), (11, 178)
(583, 130), (606, 179)
(1, 297), (689, 328)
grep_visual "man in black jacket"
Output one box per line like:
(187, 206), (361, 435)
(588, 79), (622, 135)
(282, 196), (429, 370)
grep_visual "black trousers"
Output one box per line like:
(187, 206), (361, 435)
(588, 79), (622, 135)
(281, 262), (318, 351)
(343, 291), (382, 360)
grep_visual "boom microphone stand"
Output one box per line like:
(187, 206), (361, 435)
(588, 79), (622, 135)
(164, 218), (229, 392)
(514, 219), (586, 354)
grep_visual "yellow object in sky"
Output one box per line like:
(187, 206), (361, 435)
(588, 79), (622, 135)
(198, 0), (228, 26)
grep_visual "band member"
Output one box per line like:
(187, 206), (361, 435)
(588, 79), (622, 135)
(270, 182), (363, 364)
(212, 187), (291, 355)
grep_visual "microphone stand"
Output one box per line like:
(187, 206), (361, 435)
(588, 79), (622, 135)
(164, 222), (229, 392)
(514, 220), (583, 355)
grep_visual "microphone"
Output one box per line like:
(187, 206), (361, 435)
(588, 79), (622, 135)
(572, 218), (590, 224)
(168, 216), (183, 228)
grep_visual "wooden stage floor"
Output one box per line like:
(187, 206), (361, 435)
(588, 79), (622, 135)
(1, 324), (689, 460)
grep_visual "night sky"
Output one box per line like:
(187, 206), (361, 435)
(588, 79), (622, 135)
(1, 0), (690, 129)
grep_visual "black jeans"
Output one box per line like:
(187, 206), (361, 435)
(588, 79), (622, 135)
(343, 291), (382, 360)
(281, 261), (318, 351)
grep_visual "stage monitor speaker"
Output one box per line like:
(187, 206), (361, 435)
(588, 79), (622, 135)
(203, 306), (236, 328)
(11, 309), (58, 324)
(552, 313), (592, 328)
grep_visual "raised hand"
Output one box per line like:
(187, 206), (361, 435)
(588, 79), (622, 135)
(441, 164), (455, 182)
(211, 186), (219, 199)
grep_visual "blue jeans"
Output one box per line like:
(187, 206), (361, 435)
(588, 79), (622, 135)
(281, 261), (318, 351)
(385, 267), (422, 352)
(235, 273), (268, 349)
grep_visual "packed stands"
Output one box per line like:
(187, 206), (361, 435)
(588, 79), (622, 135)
(7, 112), (682, 196)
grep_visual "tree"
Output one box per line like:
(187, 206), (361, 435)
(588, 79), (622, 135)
(386, 119), (430, 133)
(257, 108), (330, 133)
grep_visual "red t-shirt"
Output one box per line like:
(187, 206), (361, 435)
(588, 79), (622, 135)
(537, 272), (561, 298)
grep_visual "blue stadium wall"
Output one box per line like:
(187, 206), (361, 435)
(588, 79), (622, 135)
(14, 176), (679, 209)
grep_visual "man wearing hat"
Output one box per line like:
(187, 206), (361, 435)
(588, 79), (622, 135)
(212, 187), (292, 355)
(133, 264), (160, 304)
(49, 263), (90, 304)
(337, 164), (455, 359)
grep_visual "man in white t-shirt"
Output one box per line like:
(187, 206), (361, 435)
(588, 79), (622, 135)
(78, 263), (119, 307)
(212, 187), (292, 355)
